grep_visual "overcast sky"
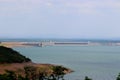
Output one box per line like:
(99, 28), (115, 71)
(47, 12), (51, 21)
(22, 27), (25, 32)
(0, 0), (120, 39)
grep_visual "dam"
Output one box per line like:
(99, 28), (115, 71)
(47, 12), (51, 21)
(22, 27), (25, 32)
(23, 41), (120, 47)
(22, 41), (90, 47)
(40, 41), (90, 47)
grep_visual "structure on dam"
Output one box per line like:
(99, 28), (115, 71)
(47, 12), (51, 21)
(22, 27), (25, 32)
(39, 41), (90, 47)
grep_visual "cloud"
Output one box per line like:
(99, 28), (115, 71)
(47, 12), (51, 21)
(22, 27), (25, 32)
(0, 0), (120, 16)
(61, 0), (120, 15)
(0, 0), (39, 16)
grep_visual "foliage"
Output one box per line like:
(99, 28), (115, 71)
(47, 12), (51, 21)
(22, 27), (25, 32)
(50, 66), (65, 80)
(24, 66), (37, 80)
(84, 76), (92, 80)
(0, 65), (66, 80)
(117, 73), (120, 80)
(0, 46), (31, 63)
(1, 68), (120, 80)
(0, 46), (68, 80)
(0, 70), (17, 80)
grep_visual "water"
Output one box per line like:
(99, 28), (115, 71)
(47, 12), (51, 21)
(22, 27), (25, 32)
(14, 46), (120, 80)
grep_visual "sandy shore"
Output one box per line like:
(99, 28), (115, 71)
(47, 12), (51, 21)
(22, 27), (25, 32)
(0, 42), (32, 47)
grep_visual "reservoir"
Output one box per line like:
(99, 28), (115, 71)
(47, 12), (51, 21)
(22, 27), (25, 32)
(14, 45), (120, 80)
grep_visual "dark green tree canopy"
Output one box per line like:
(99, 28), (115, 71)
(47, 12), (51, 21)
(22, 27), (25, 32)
(0, 46), (31, 63)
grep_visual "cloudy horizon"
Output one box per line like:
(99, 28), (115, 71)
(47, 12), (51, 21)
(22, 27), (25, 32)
(0, 0), (120, 39)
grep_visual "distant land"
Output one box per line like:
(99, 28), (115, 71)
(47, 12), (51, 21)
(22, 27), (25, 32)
(0, 38), (120, 42)
(1, 38), (120, 47)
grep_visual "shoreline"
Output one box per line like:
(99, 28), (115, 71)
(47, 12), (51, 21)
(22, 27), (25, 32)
(0, 45), (73, 77)
(0, 62), (73, 75)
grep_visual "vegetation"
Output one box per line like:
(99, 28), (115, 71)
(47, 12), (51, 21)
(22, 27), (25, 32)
(49, 66), (66, 80)
(117, 73), (120, 80)
(0, 46), (72, 80)
(0, 65), (67, 80)
(0, 70), (17, 80)
(84, 76), (92, 80)
(0, 69), (120, 80)
(83, 74), (120, 80)
(0, 46), (31, 63)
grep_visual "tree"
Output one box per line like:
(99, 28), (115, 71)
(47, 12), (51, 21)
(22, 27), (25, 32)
(0, 70), (16, 80)
(50, 66), (65, 80)
(117, 73), (120, 80)
(24, 66), (37, 80)
(84, 76), (92, 80)
(0, 65), (68, 80)
(0, 46), (31, 63)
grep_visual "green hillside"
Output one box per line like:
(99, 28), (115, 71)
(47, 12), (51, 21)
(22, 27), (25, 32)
(0, 46), (31, 63)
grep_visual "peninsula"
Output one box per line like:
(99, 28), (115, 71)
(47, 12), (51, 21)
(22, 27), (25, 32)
(0, 46), (73, 80)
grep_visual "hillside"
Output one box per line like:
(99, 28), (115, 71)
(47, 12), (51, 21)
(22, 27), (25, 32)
(0, 46), (73, 80)
(0, 46), (31, 63)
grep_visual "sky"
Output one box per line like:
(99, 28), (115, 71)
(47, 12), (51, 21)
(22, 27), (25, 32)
(0, 0), (120, 39)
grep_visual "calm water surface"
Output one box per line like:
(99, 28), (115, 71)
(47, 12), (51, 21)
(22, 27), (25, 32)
(14, 46), (120, 80)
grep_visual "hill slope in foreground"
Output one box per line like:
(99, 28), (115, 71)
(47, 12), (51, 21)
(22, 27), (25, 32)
(0, 46), (31, 63)
(0, 46), (72, 76)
